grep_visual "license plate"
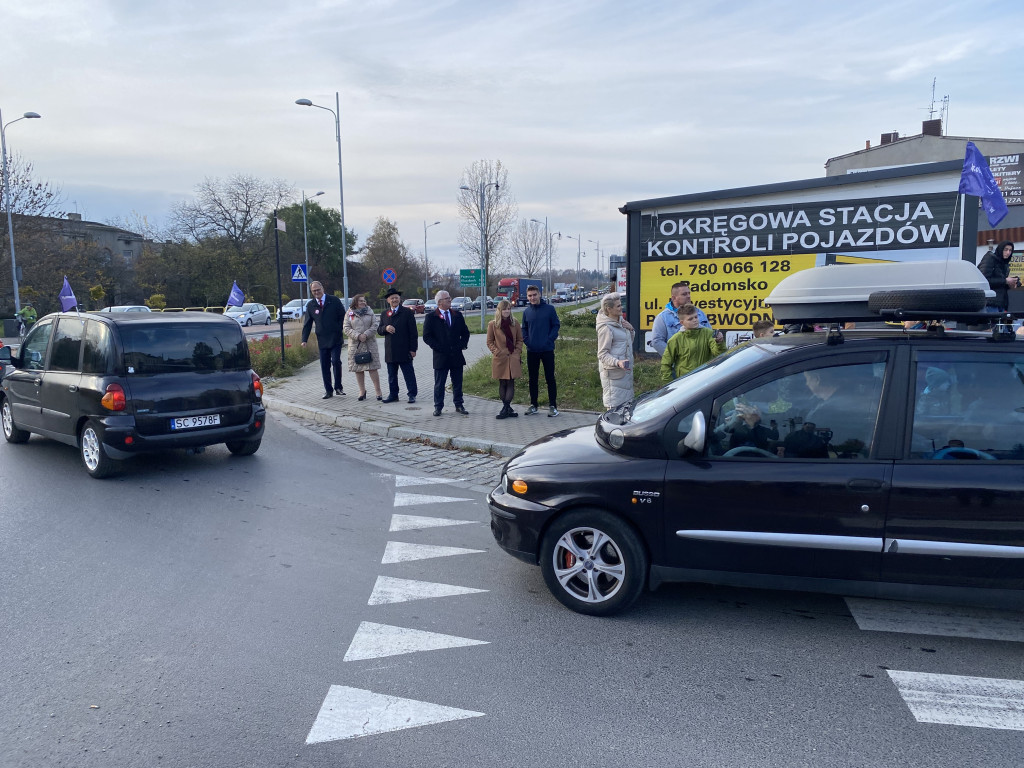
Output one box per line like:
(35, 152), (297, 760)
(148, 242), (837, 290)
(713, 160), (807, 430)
(170, 414), (221, 430)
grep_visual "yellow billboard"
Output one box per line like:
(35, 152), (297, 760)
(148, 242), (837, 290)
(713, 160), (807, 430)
(639, 254), (817, 331)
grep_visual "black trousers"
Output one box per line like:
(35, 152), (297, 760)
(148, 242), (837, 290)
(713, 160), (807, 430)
(319, 344), (343, 393)
(433, 365), (464, 410)
(386, 360), (417, 398)
(527, 349), (557, 407)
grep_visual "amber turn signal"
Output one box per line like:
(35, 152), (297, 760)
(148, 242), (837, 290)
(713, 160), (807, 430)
(511, 479), (528, 494)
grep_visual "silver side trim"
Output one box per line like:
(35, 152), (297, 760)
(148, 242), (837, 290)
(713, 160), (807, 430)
(885, 538), (1024, 559)
(675, 530), (883, 553)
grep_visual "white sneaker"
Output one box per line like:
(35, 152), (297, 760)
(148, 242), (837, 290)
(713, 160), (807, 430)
(526, 405), (538, 415)
(548, 406), (560, 417)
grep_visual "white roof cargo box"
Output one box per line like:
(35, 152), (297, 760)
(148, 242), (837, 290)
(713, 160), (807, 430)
(764, 260), (995, 324)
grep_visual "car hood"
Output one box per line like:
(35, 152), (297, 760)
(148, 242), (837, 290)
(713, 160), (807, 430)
(507, 424), (628, 470)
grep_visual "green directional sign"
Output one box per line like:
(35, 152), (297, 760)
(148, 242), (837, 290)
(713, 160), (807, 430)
(459, 268), (482, 288)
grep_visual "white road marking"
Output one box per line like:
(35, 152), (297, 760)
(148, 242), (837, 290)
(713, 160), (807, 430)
(390, 474), (465, 488)
(887, 670), (1024, 731)
(306, 685), (484, 744)
(389, 514), (477, 532)
(393, 492), (473, 507)
(343, 621), (489, 662)
(382, 541), (485, 564)
(368, 575), (488, 605)
(845, 598), (1024, 642)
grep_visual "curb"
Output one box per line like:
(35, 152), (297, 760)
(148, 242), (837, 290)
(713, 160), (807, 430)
(263, 394), (525, 457)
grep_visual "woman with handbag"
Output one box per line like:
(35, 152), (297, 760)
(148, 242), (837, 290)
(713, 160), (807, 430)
(344, 294), (383, 401)
(486, 299), (524, 419)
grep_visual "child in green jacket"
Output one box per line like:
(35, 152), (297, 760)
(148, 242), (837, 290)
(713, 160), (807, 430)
(660, 304), (726, 382)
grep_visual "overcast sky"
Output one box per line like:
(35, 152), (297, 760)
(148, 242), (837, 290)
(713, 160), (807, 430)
(3, 0), (1022, 275)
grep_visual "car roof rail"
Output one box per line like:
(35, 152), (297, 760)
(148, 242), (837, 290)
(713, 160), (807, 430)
(878, 309), (1018, 342)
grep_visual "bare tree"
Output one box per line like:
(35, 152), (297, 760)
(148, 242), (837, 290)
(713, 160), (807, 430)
(169, 174), (293, 254)
(508, 219), (548, 276)
(360, 217), (418, 301)
(456, 159), (517, 281)
(0, 151), (66, 218)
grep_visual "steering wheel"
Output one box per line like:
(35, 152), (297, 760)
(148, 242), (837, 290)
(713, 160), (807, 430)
(723, 446), (778, 458)
(930, 446), (996, 460)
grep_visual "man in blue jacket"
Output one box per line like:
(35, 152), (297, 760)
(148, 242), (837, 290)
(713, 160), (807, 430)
(521, 284), (560, 416)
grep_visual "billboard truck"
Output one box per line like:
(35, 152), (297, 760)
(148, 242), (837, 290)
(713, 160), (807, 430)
(496, 277), (543, 307)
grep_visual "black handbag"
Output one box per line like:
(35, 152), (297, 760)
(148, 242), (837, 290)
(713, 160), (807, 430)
(353, 340), (372, 365)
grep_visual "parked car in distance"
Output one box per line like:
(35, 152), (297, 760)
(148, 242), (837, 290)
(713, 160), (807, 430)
(451, 297), (473, 312)
(0, 311), (266, 478)
(424, 300), (438, 313)
(225, 303), (271, 326)
(403, 298), (426, 314)
(98, 305), (151, 313)
(471, 296), (496, 310)
(277, 299), (306, 320)
(490, 263), (1024, 616)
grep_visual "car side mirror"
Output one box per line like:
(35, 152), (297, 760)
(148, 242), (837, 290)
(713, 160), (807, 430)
(678, 411), (706, 456)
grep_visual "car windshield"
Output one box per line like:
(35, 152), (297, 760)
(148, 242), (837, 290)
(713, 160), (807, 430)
(621, 341), (772, 424)
(122, 323), (249, 374)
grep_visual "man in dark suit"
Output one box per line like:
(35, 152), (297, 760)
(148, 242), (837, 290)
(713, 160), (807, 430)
(301, 281), (346, 399)
(422, 290), (471, 416)
(377, 287), (419, 403)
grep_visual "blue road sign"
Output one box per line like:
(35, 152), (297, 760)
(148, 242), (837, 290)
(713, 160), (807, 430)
(291, 264), (308, 282)
(382, 269), (397, 284)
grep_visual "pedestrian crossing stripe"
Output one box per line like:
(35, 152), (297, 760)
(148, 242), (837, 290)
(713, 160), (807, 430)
(343, 621), (489, 662)
(887, 670), (1024, 731)
(389, 514), (477, 532)
(393, 492), (473, 507)
(368, 575), (488, 605)
(845, 598), (1024, 642)
(381, 541), (485, 564)
(306, 685), (484, 744)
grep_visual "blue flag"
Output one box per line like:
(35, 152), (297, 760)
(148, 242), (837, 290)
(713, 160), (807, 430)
(59, 276), (77, 312)
(227, 280), (245, 307)
(958, 141), (1008, 227)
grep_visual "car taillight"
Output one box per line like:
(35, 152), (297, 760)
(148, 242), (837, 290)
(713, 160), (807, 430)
(101, 383), (126, 411)
(252, 372), (263, 399)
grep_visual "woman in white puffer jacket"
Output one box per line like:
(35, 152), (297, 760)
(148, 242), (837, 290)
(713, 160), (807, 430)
(596, 292), (635, 409)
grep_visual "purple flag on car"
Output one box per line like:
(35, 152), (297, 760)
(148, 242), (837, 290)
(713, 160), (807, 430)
(59, 276), (78, 312)
(227, 280), (245, 307)
(958, 141), (1008, 227)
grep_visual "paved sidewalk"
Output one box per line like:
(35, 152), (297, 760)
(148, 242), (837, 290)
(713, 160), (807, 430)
(262, 332), (599, 456)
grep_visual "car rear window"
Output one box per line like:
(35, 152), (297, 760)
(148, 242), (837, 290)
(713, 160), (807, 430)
(122, 324), (249, 374)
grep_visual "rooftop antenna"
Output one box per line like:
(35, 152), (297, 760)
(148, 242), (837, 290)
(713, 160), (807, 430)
(927, 77), (938, 120)
(940, 94), (950, 134)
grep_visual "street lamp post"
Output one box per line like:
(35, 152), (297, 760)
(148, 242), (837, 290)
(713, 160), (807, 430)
(459, 182), (498, 330)
(301, 190), (325, 303)
(295, 93), (349, 307)
(530, 216), (551, 296)
(423, 220), (440, 298)
(588, 239), (603, 291)
(564, 233), (582, 302)
(1, 108), (41, 314)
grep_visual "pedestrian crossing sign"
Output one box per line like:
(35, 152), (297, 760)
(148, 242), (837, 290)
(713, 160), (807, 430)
(291, 264), (308, 282)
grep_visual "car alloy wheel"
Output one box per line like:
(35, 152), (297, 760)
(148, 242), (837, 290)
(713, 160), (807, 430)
(540, 509), (647, 616)
(1, 397), (30, 443)
(80, 419), (117, 478)
(245, 318), (252, 326)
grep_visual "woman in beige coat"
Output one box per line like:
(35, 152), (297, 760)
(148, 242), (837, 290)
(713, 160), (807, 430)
(596, 292), (635, 409)
(486, 299), (524, 419)
(343, 294), (383, 401)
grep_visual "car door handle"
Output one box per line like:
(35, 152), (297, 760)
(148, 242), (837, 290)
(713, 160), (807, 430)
(847, 478), (884, 491)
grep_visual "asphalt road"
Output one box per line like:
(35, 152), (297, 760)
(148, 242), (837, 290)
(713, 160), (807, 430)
(2, 414), (1021, 767)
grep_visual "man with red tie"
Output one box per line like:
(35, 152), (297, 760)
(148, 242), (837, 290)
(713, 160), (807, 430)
(301, 281), (346, 399)
(422, 290), (471, 417)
